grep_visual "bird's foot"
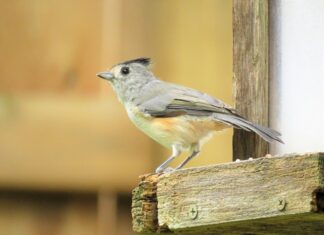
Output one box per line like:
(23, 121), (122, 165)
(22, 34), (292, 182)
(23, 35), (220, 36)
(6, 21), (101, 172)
(163, 167), (175, 173)
(155, 167), (175, 174)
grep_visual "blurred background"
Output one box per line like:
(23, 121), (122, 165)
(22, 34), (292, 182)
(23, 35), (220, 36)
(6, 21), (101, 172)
(0, 0), (232, 234)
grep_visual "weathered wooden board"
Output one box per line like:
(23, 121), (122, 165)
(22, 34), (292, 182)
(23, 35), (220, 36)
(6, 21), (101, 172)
(132, 153), (324, 234)
(233, 0), (269, 160)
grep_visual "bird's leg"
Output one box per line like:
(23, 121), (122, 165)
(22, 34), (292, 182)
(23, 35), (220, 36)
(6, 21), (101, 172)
(175, 151), (200, 170)
(175, 144), (200, 170)
(155, 145), (181, 173)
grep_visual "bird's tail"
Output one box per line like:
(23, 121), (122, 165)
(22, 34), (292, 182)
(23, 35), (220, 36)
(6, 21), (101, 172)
(213, 113), (283, 143)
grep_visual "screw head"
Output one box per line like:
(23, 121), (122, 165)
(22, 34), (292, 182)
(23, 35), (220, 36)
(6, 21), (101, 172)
(277, 199), (287, 211)
(189, 205), (198, 220)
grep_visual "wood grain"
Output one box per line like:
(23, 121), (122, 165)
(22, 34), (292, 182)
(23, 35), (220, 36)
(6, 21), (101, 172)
(233, 0), (269, 160)
(132, 174), (159, 233)
(132, 153), (324, 234)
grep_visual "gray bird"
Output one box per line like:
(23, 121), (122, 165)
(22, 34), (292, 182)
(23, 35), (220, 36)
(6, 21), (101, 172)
(97, 58), (283, 173)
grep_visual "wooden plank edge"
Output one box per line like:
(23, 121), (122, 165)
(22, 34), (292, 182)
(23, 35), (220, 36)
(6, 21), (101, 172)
(131, 152), (324, 234)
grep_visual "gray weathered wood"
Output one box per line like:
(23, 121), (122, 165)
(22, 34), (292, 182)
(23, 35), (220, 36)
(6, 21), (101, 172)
(233, 0), (269, 160)
(132, 152), (324, 234)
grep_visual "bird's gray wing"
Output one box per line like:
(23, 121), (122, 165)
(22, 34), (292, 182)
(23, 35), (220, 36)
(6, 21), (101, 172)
(137, 81), (283, 143)
(137, 81), (236, 118)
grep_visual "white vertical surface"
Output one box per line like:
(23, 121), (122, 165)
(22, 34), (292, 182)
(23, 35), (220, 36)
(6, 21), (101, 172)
(270, 0), (324, 154)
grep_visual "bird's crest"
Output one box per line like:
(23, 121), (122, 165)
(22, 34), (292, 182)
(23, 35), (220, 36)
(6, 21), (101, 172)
(119, 57), (151, 67)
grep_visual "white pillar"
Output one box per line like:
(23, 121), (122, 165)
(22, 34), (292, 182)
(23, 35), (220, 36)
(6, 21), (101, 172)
(270, 0), (324, 154)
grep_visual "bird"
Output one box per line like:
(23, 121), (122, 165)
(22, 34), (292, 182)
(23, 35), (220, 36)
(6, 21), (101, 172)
(97, 58), (283, 173)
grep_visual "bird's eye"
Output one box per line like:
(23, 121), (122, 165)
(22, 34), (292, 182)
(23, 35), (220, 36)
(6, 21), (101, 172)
(121, 67), (130, 75)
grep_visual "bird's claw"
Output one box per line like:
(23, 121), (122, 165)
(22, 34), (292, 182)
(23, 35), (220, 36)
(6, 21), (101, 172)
(163, 167), (175, 173)
(155, 167), (175, 174)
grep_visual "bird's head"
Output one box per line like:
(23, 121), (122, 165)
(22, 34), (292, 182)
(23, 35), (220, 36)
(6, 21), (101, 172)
(97, 58), (155, 102)
(97, 57), (153, 83)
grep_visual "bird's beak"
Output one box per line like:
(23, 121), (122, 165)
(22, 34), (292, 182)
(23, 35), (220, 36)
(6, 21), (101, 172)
(97, 71), (114, 81)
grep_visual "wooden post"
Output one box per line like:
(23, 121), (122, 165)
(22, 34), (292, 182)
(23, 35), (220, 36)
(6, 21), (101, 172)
(233, 0), (269, 160)
(132, 153), (324, 234)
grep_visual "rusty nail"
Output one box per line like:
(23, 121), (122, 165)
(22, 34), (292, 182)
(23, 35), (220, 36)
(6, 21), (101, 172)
(189, 205), (198, 220)
(277, 199), (287, 211)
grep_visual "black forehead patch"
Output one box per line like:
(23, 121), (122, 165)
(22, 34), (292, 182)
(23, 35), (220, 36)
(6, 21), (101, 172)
(119, 57), (151, 67)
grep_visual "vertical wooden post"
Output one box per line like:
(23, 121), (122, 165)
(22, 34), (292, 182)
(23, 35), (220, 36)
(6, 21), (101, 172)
(233, 0), (269, 160)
